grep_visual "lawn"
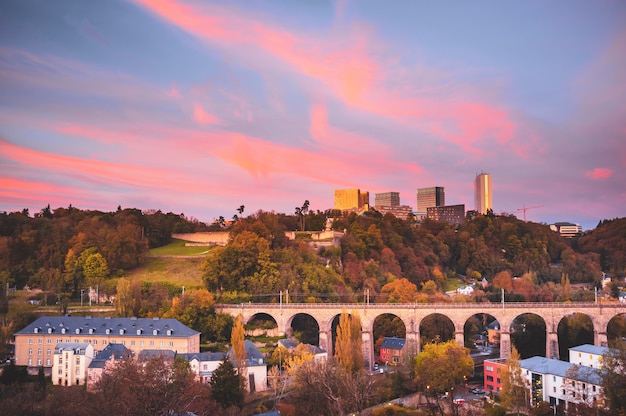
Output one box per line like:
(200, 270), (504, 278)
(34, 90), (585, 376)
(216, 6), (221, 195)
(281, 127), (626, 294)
(127, 256), (205, 287)
(148, 239), (214, 256)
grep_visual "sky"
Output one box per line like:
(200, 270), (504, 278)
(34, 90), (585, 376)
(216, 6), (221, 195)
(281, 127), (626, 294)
(1, 0), (625, 231)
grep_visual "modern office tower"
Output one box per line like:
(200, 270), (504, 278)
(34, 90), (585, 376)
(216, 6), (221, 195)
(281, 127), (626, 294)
(334, 189), (369, 211)
(474, 172), (493, 214)
(426, 204), (465, 226)
(417, 187), (445, 213)
(375, 192), (400, 207)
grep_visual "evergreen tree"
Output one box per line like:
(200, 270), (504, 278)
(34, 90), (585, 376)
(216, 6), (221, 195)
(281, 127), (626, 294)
(210, 356), (245, 409)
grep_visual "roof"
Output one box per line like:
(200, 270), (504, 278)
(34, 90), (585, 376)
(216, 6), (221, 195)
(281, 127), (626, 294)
(381, 337), (406, 350)
(177, 352), (225, 362)
(520, 356), (603, 385)
(137, 349), (176, 362)
(89, 343), (132, 368)
(227, 340), (265, 367)
(16, 316), (200, 338)
(54, 342), (91, 355)
(569, 344), (609, 356)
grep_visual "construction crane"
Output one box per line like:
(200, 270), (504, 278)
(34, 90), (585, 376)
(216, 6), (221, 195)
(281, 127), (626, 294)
(517, 205), (543, 222)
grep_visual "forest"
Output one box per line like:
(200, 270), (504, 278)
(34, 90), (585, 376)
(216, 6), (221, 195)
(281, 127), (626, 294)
(1, 204), (624, 305)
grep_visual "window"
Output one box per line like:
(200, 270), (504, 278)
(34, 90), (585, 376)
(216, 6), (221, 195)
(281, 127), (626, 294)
(38, 348), (42, 355)
(486, 365), (494, 372)
(76, 357), (80, 365)
(122, 341), (125, 345)
(58, 357), (62, 364)
(28, 359), (32, 366)
(593, 386), (596, 392)
(46, 359), (51, 366)
(47, 339), (51, 344)
(103, 340), (107, 345)
(58, 369), (62, 375)
(486, 376), (494, 382)
(203, 364), (208, 370)
(131, 341), (135, 346)
(553, 387), (556, 393)
(47, 349), (51, 355)
(37, 359), (42, 366)
(93, 340), (97, 345)
(140, 341), (144, 346)
(150, 341), (154, 347)
(28, 348), (32, 355)
(169, 341), (174, 347)
(29, 338), (33, 344)
(553, 376), (556, 381)
(160, 341), (164, 347)
(496, 378), (500, 384)
(76, 368), (80, 375)
(38, 338), (42, 344)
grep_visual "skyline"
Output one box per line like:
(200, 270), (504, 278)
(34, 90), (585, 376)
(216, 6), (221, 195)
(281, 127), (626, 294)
(1, 1), (625, 231)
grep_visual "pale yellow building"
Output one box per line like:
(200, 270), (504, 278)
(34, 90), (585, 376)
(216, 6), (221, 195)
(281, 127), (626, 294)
(14, 316), (200, 373)
(52, 342), (94, 386)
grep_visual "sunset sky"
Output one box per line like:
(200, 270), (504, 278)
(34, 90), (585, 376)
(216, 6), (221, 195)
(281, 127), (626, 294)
(1, 0), (625, 230)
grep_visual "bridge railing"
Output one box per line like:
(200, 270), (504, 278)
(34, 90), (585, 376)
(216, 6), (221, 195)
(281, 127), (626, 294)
(217, 301), (623, 310)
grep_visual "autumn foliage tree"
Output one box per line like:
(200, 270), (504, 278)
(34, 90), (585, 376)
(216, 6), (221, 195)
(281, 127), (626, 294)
(334, 310), (364, 373)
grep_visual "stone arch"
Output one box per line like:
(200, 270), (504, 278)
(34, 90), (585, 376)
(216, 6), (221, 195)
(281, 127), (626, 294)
(607, 313), (626, 346)
(246, 312), (279, 337)
(371, 313), (407, 366)
(419, 313), (455, 348)
(286, 313), (320, 346)
(327, 311), (364, 363)
(463, 312), (500, 351)
(509, 312), (547, 358)
(557, 312), (594, 360)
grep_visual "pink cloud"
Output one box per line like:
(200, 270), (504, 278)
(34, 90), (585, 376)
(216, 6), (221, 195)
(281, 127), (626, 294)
(133, 0), (520, 158)
(585, 168), (614, 180)
(193, 104), (220, 125)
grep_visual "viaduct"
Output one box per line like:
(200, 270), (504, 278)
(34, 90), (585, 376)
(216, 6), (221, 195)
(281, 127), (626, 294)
(217, 302), (626, 368)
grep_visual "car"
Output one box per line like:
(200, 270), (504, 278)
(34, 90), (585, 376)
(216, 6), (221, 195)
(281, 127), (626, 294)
(470, 388), (486, 395)
(373, 363), (379, 371)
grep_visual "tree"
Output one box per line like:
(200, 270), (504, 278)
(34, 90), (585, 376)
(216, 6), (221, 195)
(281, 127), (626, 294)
(210, 355), (245, 409)
(334, 311), (363, 373)
(231, 314), (247, 382)
(602, 341), (626, 412)
(114, 278), (132, 317)
(295, 200), (310, 231)
(413, 340), (473, 416)
(97, 356), (217, 416)
(500, 347), (530, 415)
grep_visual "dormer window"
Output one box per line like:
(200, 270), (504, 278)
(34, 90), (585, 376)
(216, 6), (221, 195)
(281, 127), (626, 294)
(153, 329), (159, 335)
(34, 327), (39, 333)
(89, 328), (94, 334)
(75, 328), (80, 334)
(166, 329), (172, 336)
(61, 328), (67, 334)
(105, 329), (111, 335)
(137, 329), (143, 335)
(119, 329), (125, 335)
(48, 328), (53, 334)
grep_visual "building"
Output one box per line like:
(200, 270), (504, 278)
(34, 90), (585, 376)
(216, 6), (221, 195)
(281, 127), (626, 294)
(14, 316), (200, 372)
(426, 204), (465, 225)
(416, 187), (445, 213)
(474, 173), (492, 214)
(87, 343), (132, 390)
(373, 205), (414, 221)
(277, 338), (328, 362)
(177, 352), (226, 383)
(374, 192), (400, 207)
(484, 358), (507, 393)
(334, 189), (370, 212)
(52, 342), (94, 386)
(520, 356), (605, 409)
(550, 222), (582, 238)
(379, 337), (406, 366)
(568, 344), (607, 369)
(227, 340), (268, 393)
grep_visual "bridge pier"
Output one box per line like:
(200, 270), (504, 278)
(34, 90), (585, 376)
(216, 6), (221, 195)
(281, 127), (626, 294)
(455, 330), (464, 347)
(362, 331), (374, 369)
(595, 330), (608, 347)
(319, 330), (332, 356)
(546, 331), (559, 359)
(500, 331), (511, 359)
(406, 331), (420, 356)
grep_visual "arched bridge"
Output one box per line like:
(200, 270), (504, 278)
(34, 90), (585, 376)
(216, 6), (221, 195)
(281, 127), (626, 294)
(217, 302), (626, 366)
